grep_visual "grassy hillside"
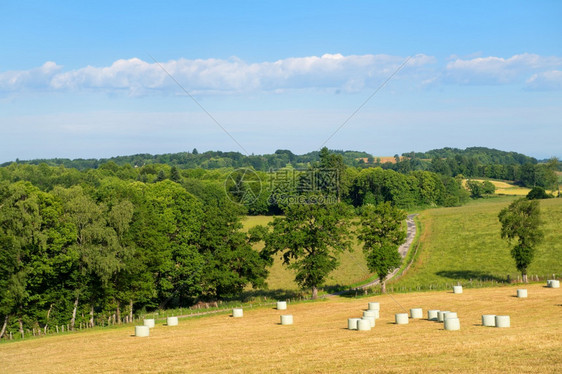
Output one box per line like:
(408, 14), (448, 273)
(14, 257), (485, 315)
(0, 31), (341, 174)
(393, 197), (562, 289)
(467, 178), (557, 196)
(244, 197), (562, 293)
(242, 216), (370, 291)
(1, 284), (560, 373)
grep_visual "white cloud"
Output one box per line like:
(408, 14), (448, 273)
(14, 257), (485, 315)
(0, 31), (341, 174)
(526, 70), (562, 90)
(0, 62), (62, 91)
(2, 53), (562, 95)
(1, 54), (434, 96)
(444, 53), (562, 85)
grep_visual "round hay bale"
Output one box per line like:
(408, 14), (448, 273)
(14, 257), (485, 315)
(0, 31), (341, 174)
(495, 315), (510, 328)
(549, 280), (560, 288)
(453, 285), (463, 294)
(368, 302), (380, 311)
(143, 319), (155, 328)
(437, 311), (450, 322)
(410, 308), (423, 319)
(348, 318), (361, 330)
(427, 310), (440, 321)
(362, 316), (375, 327)
(232, 308), (243, 318)
(280, 315), (293, 325)
(444, 317), (460, 331)
(517, 289), (527, 298)
(395, 313), (409, 325)
(444, 312), (457, 320)
(276, 301), (287, 310)
(135, 325), (150, 337)
(357, 318), (371, 331)
(482, 314), (496, 327)
(363, 310), (377, 318)
(167, 316), (178, 326)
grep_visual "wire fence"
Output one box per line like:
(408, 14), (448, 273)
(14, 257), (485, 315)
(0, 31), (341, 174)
(1, 274), (557, 342)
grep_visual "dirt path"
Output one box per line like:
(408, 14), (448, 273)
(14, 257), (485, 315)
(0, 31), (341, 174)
(327, 214), (418, 297)
(357, 213), (417, 289)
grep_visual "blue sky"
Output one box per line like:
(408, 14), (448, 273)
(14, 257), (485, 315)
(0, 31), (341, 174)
(1, 0), (561, 162)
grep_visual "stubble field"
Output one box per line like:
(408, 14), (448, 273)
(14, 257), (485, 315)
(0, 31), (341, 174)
(1, 284), (560, 373)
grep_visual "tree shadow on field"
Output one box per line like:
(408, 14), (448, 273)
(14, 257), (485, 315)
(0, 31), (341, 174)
(435, 270), (506, 283)
(322, 284), (378, 298)
(238, 289), (304, 302)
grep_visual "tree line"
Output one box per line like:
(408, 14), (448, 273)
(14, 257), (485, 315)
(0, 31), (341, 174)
(0, 148), (455, 339)
(0, 147), (555, 340)
(0, 178), (270, 339)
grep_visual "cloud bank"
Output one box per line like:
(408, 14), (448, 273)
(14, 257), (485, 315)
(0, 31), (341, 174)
(1, 53), (561, 96)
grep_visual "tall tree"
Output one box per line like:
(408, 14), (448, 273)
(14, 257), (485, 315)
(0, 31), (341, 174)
(53, 186), (123, 330)
(170, 166), (181, 183)
(0, 182), (46, 338)
(264, 203), (352, 299)
(137, 180), (204, 308)
(498, 198), (544, 283)
(357, 202), (407, 293)
(188, 181), (270, 299)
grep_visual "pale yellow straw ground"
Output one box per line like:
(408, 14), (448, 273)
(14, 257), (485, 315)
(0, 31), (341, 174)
(1, 284), (560, 373)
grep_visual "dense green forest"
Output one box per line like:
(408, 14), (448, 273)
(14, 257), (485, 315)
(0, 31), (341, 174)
(0, 148), (470, 338)
(0, 147), (558, 339)
(4, 146), (558, 189)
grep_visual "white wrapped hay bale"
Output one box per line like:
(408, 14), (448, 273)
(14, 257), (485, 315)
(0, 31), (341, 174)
(357, 318), (371, 331)
(362, 316), (375, 327)
(482, 314), (496, 327)
(453, 285), (463, 294)
(232, 308), (243, 318)
(410, 308), (423, 319)
(363, 310), (377, 318)
(427, 310), (439, 321)
(495, 315), (510, 328)
(368, 302), (380, 311)
(444, 317), (460, 331)
(548, 280), (560, 288)
(166, 316), (178, 326)
(135, 325), (150, 337)
(280, 315), (293, 325)
(437, 311), (450, 322)
(517, 289), (527, 298)
(348, 318), (361, 330)
(143, 319), (155, 328)
(443, 312), (457, 320)
(395, 313), (409, 325)
(276, 301), (287, 310)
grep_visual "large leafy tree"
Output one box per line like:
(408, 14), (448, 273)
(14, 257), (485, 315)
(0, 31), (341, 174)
(498, 198), (543, 283)
(264, 203), (352, 299)
(188, 180), (270, 299)
(357, 202), (407, 293)
(135, 180), (204, 308)
(0, 182), (56, 338)
(53, 185), (127, 329)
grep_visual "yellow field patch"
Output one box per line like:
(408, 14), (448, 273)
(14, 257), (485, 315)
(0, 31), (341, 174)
(495, 187), (532, 195)
(1, 284), (560, 373)
(463, 179), (554, 196)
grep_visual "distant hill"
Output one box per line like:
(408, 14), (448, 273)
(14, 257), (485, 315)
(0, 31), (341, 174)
(401, 147), (537, 165)
(1, 146), (543, 171)
(1, 149), (373, 171)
